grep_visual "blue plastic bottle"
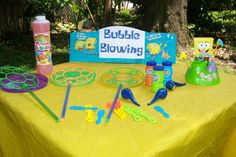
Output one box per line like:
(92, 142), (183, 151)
(152, 65), (165, 92)
(162, 61), (173, 85)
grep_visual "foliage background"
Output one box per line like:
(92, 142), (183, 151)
(0, 0), (235, 73)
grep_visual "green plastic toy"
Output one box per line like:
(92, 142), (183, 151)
(101, 67), (145, 88)
(185, 38), (222, 86)
(185, 59), (220, 86)
(51, 63), (96, 87)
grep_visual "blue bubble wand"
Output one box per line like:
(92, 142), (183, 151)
(61, 81), (72, 121)
(105, 84), (123, 123)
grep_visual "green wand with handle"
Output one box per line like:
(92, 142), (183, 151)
(23, 83), (60, 122)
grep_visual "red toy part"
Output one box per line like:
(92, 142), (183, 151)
(106, 99), (121, 109)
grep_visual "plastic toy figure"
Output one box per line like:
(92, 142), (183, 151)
(185, 37), (221, 86)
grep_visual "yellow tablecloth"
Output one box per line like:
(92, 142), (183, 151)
(221, 128), (236, 157)
(1, 62), (236, 157)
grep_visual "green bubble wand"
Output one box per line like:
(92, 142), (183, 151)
(22, 83), (60, 122)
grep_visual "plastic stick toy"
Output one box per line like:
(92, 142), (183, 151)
(85, 109), (95, 123)
(61, 81), (71, 121)
(80, 105), (96, 123)
(114, 108), (126, 119)
(96, 110), (105, 125)
(123, 105), (156, 123)
(123, 105), (142, 122)
(106, 100), (126, 119)
(70, 106), (98, 111)
(213, 39), (224, 57)
(70, 105), (98, 123)
(154, 106), (170, 118)
(105, 84), (123, 123)
(23, 83), (60, 122)
(133, 107), (157, 124)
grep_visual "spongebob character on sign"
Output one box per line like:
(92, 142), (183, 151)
(147, 43), (162, 55)
(147, 42), (168, 59)
(75, 40), (85, 50)
(85, 38), (96, 50)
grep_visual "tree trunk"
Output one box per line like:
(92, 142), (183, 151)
(103, 0), (113, 27)
(143, 0), (191, 52)
(0, 0), (26, 40)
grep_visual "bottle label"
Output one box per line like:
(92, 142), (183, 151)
(153, 73), (160, 82)
(34, 33), (52, 65)
(146, 68), (153, 76)
(164, 69), (170, 77)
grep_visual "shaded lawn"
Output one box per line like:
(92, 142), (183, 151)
(0, 33), (70, 71)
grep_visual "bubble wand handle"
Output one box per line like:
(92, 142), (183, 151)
(106, 84), (123, 123)
(23, 84), (60, 122)
(61, 81), (71, 120)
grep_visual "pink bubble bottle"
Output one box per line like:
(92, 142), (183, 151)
(32, 15), (53, 75)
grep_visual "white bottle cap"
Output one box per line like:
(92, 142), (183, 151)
(35, 16), (46, 21)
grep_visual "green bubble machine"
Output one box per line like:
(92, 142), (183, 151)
(185, 38), (222, 86)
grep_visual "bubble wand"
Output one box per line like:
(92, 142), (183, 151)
(23, 84), (60, 122)
(213, 39), (224, 57)
(105, 83), (123, 123)
(51, 63), (96, 87)
(61, 81), (72, 121)
(0, 66), (60, 122)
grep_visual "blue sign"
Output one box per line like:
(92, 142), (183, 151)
(70, 26), (176, 64)
(145, 32), (176, 63)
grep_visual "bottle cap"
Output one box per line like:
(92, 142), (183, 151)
(36, 16), (46, 21)
(153, 66), (164, 71)
(146, 60), (157, 66)
(162, 61), (172, 66)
